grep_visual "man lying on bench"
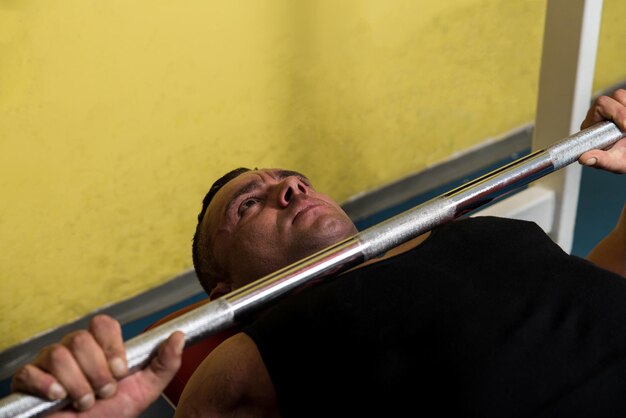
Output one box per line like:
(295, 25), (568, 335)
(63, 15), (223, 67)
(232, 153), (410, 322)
(11, 89), (626, 417)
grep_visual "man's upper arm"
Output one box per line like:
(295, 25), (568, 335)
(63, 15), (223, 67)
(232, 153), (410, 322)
(175, 332), (279, 418)
(586, 204), (626, 278)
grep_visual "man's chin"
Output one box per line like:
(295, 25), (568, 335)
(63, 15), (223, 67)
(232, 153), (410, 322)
(294, 218), (356, 253)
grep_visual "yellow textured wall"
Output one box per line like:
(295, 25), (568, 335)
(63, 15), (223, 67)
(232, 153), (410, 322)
(0, 0), (624, 351)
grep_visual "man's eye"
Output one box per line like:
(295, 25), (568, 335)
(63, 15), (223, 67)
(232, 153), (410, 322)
(238, 198), (259, 215)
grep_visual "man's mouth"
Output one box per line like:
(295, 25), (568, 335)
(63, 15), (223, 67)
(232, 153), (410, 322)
(292, 202), (323, 224)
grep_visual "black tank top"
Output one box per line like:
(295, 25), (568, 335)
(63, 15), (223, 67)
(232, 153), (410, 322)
(244, 216), (626, 417)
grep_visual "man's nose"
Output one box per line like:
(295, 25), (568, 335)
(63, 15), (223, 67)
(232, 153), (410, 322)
(278, 177), (307, 207)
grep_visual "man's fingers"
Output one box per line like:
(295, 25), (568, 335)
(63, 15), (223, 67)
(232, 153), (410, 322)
(581, 89), (626, 130)
(10, 315), (125, 412)
(89, 314), (128, 379)
(35, 344), (96, 410)
(11, 364), (67, 400)
(61, 330), (118, 400)
(580, 95), (618, 128)
(614, 88), (626, 106)
(578, 89), (626, 174)
(611, 89), (626, 131)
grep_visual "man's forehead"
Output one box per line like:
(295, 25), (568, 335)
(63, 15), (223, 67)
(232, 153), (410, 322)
(219, 168), (309, 195)
(202, 168), (310, 228)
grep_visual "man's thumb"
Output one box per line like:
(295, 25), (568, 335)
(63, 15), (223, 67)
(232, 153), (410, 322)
(142, 331), (185, 393)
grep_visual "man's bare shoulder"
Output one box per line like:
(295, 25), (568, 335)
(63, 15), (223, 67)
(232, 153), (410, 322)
(175, 332), (280, 418)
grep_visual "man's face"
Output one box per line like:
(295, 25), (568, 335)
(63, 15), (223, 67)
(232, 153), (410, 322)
(201, 168), (358, 289)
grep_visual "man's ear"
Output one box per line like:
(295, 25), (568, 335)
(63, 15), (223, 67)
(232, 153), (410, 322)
(209, 281), (233, 300)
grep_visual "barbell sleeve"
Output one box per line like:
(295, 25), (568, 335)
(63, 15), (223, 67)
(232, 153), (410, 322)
(0, 120), (623, 418)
